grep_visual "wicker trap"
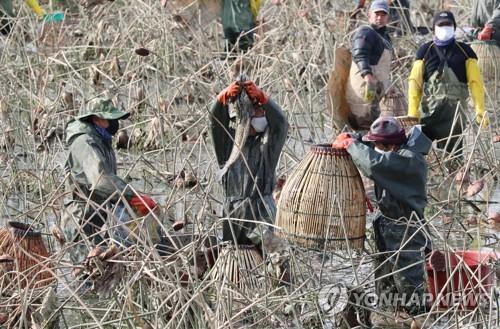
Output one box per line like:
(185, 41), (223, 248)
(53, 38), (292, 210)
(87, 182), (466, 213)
(0, 221), (54, 289)
(470, 41), (500, 82)
(276, 144), (366, 251)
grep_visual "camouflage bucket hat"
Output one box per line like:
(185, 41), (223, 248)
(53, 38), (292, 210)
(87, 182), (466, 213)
(76, 98), (130, 121)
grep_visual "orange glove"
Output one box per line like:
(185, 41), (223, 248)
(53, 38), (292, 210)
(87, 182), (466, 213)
(217, 81), (241, 105)
(129, 195), (158, 216)
(332, 133), (355, 149)
(243, 81), (269, 105)
(478, 24), (494, 41)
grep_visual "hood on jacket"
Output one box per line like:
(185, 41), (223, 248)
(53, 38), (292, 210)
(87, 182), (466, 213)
(404, 125), (432, 155)
(65, 119), (100, 146)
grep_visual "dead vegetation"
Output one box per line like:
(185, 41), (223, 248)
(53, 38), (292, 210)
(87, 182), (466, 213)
(0, 0), (498, 328)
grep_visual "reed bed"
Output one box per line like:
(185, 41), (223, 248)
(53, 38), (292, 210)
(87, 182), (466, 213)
(0, 0), (498, 328)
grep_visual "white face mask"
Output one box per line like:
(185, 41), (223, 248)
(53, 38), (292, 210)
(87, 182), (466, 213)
(251, 117), (268, 133)
(435, 26), (455, 42)
(374, 147), (390, 154)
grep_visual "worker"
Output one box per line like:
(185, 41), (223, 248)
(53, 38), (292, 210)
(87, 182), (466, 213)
(408, 11), (488, 156)
(62, 97), (158, 264)
(333, 117), (432, 328)
(471, 0), (500, 45)
(346, 0), (393, 130)
(354, 0), (415, 35)
(210, 78), (288, 250)
(221, 0), (261, 52)
(0, 0), (61, 35)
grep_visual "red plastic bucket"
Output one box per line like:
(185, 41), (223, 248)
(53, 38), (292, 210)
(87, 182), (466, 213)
(426, 250), (498, 310)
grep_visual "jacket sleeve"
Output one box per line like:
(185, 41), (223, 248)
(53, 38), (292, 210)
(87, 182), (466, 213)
(71, 141), (132, 202)
(210, 99), (232, 166)
(25, 0), (45, 16)
(346, 141), (425, 203)
(351, 28), (374, 77)
(465, 58), (485, 117)
(487, 4), (500, 31)
(263, 98), (288, 166)
(408, 60), (425, 119)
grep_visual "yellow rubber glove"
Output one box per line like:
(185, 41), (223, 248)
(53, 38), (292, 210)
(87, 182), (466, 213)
(363, 80), (381, 103)
(25, 0), (45, 16)
(249, 0), (262, 21)
(465, 58), (488, 127)
(408, 60), (424, 119)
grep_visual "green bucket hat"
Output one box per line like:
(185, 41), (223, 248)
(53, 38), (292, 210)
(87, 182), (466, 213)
(76, 97), (130, 121)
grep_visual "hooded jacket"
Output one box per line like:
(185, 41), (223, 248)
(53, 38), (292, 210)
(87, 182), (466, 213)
(347, 126), (432, 220)
(65, 119), (132, 204)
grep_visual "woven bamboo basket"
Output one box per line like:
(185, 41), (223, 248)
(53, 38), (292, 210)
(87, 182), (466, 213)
(395, 116), (419, 133)
(470, 41), (500, 82)
(211, 244), (266, 293)
(276, 144), (366, 251)
(0, 222), (54, 288)
(395, 116), (440, 168)
(380, 89), (407, 117)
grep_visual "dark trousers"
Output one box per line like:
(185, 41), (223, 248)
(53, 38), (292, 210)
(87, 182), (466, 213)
(223, 28), (254, 52)
(373, 215), (430, 315)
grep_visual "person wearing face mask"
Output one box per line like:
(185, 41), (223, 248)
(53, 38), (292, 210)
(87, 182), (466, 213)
(1, 0), (63, 35)
(346, 0), (393, 130)
(408, 11), (488, 157)
(471, 0), (500, 45)
(62, 97), (158, 265)
(210, 79), (288, 251)
(333, 117), (432, 328)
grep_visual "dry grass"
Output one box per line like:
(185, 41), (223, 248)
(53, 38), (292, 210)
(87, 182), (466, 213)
(0, 0), (498, 328)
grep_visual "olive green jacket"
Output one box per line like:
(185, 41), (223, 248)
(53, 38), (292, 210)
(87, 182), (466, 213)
(64, 120), (132, 204)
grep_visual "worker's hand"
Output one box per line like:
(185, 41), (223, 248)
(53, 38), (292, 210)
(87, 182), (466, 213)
(129, 195), (158, 216)
(243, 81), (269, 105)
(363, 79), (381, 103)
(478, 24), (494, 41)
(475, 112), (489, 128)
(216, 81), (241, 105)
(332, 132), (355, 149)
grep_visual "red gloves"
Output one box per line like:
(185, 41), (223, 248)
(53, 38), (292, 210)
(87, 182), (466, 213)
(217, 80), (269, 105)
(332, 133), (355, 149)
(478, 24), (494, 41)
(216, 81), (241, 105)
(129, 195), (158, 216)
(243, 81), (269, 105)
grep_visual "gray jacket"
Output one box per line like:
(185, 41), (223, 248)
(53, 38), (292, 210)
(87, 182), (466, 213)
(472, 0), (500, 30)
(65, 120), (132, 204)
(347, 126), (432, 220)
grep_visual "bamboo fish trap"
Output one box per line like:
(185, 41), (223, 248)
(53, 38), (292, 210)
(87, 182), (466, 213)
(276, 144), (366, 251)
(211, 244), (266, 293)
(395, 116), (439, 168)
(0, 222), (54, 288)
(380, 89), (407, 117)
(211, 244), (267, 325)
(470, 41), (500, 82)
(395, 116), (419, 132)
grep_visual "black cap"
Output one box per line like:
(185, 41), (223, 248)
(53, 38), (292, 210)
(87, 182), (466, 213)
(433, 11), (456, 28)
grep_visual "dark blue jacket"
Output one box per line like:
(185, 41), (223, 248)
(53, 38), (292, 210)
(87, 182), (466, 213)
(351, 25), (392, 77)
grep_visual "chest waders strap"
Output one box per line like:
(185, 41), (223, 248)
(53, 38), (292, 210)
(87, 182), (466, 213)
(424, 42), (470, 77)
